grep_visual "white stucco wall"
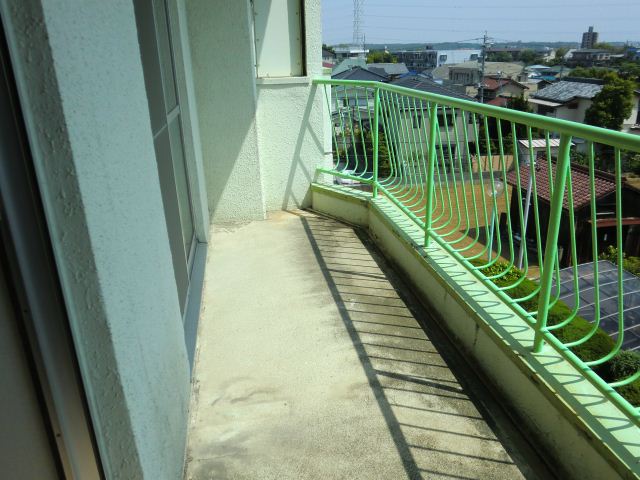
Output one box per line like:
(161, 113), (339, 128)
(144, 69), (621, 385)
(186, 0), (267, 221)
(0, 1), (190, 478)
(554, 99), (592, 123)
(255, 0), (327, 210)
(186, 0), (328, 217)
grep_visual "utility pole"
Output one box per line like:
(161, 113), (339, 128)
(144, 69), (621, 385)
(479, 32), (488, 103)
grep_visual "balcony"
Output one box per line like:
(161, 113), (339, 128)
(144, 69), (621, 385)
(184, 80), (640, 479)
(184, 211), (548, 479)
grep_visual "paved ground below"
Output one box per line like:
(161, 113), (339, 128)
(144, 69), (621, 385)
(184, 210), (547, 480)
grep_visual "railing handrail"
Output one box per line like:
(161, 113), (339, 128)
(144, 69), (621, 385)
(317, 77), (640, 428)
(313, 78), (640, 152)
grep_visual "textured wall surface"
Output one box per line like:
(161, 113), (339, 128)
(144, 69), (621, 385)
(255, 0), (328, 211)
(0, 1), (190, 478)
(186, 0), (267, 221)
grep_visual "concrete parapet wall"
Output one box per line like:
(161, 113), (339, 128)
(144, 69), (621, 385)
(312, 183), (640, 480)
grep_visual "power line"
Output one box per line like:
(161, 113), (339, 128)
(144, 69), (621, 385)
(362, 1), (637, 7)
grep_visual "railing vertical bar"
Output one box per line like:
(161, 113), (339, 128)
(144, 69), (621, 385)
(372, 87), (380, 197)
(534, 134), (573, 352)
(424, 103), (439, 247)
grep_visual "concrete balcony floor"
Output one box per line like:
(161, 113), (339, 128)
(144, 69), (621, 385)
(184, 210), (550, 480)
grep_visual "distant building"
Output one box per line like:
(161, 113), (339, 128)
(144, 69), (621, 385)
(626, 46), (640, 61)
(392, 46), (438, 72)
(568, 49), (614, 67)
(334, 45), (369, 61)
(322, 48), (336, 66)
(581, 26), (599, 49)
(443, 61), (523, 85)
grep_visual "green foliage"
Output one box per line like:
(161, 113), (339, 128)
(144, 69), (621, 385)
(608, 351), (640, 407)
(570, 150), (590, 167)
(519, 49), (543, 65)
(609, 351), (640, 379)
(623, 153), (640, 175)
(569, 66), (614, 80)
(322, 43), (335, 54)
(486, 52), (512, 62)
(506, 95), (532, 113)
(599, 246), (640, 277)
(470, 258), (639, 405)
(366, 50), (397, 64)
(585, 73), (635, 131)
(593, 42), (625, 53)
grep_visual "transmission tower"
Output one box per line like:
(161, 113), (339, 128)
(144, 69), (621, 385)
(352, 0), (365, 57)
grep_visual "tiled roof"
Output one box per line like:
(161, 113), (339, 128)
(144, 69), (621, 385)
(482, 76), (528, 91)
(367, 62), (409, 76)
(487, 97), (508, 107)
(332, 67), (388, 81)
(533, 80), (603, 103)
(505, 159), (616, 210)
(391, 75), (475, 100)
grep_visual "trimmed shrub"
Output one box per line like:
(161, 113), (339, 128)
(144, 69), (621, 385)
(470, 259), (637, 406)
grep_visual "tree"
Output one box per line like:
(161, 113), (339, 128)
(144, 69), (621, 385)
(584, 73), (635, 131)
(570, 66), (614, 79)
(593, 42), (624, 53)
(487, 52), (512, 62)
(322, 44), (335, 54)
(507, 94), (532, 113)
(503, 95), (533, 138)
(519, 49), (543, 65)
(546, 47), (569, 66)
(366, 50), (397, 64)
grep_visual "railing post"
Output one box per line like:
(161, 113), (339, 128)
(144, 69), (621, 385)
(424, 103), (438, 247)
(533, 134), (572, 353)
(372, 87), (380, 198)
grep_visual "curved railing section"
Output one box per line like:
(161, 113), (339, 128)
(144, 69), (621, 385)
(314, 78), (640, 426)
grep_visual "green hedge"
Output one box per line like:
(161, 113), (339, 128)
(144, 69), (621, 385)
(470, 259), (640, 406)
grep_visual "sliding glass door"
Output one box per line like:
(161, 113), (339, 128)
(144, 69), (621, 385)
(134, 0), (196, 313)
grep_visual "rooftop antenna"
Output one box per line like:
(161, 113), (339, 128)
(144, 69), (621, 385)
(353, 0), (365, 58)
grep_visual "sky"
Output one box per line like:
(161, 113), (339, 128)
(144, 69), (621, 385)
(322, 0), (640, 45)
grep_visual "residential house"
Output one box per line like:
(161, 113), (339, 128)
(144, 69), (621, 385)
(332, 57), (367, 76)
(367, 62), (409, 80)
(443, 61), (523, 86)
(331, 66), (388, 108)
(529, 78), (640, 136)
(386, 75), (477, 172)
(392, 45), (438, 72)
(529, 78), (603, 124)
(506, 160), (640, 267)
(479, 75), (528, 106)
(322, 47), (336, 65)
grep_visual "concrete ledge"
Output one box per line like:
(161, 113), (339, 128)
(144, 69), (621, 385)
(311, 182), (640, 480)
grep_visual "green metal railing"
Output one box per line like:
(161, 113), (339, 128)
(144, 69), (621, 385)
(315, 78), (640, 426)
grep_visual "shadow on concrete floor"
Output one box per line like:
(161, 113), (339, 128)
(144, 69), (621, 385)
(295, 211), (554, 480)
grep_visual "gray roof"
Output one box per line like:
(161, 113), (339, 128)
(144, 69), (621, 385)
(533, 80), (603, 103)
(332, 58), (367, 76)
(391, 75), (475, 101)
(367, 62), (409, 76)
(431, 61), (523, 82)
(332, 67), (388, 82)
